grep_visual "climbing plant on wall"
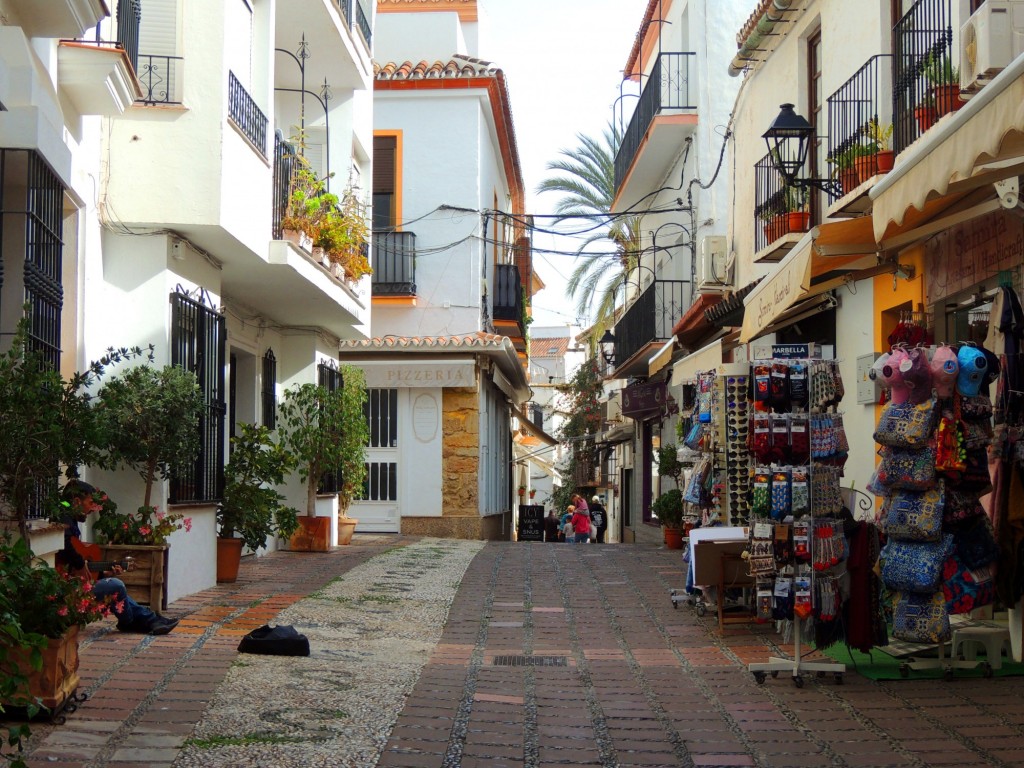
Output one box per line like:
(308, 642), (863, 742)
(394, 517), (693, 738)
(552, 357), (604, 513)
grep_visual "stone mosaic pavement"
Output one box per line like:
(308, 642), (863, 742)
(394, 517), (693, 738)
(13, 537), (1024, 767)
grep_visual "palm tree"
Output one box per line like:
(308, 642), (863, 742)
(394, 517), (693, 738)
(537, 121), (641, 326)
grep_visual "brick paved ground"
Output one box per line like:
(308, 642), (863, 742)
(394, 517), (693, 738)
(16, 538), (1024, 767)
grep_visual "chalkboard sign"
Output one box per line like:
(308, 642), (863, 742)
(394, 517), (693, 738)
(518, 505), (545, 541)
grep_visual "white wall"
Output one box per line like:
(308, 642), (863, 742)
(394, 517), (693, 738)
(372, 12), (469, 63)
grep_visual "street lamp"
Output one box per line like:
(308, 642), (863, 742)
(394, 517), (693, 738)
(599, 329), (616, 367)
(762, 103), (841, 197)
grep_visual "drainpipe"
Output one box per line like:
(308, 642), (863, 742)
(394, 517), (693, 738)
(728, 0), (797, 77)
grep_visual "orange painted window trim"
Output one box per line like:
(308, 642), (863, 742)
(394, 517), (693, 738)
(374, 129), (403, 228)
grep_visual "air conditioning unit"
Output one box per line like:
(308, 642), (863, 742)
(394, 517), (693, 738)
(696, 235), (731, 293)
(960, 1), (1024, 94)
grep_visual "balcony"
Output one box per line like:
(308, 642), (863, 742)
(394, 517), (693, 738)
(276, 0), (372, 95)
(57, 40), (140, 116)
(372, 231), (417, 297)
(493, 264), (524, 329)
(612, 52), (697, 211)
(136, 54), (184, 105)
(228, 71), (268, 157)
(611, 280), (689, 378)
(753, 149), (825, 263)
(9, 0), (107, 39)
(893, 0), (960, 155)
(825, 54), (894, 218)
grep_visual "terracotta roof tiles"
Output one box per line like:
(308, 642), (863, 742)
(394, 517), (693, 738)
(373, 56), (498, 81)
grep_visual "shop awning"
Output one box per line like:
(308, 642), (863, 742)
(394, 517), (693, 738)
(596, 422), (634, 446)
(740, 223), (897, 343)
(670, 338), (724, 387)
(870, 52), (1024, 242)
(648, 339), (676, 376)
(671, 292), (723, 345)
(512, 405), (558, 447)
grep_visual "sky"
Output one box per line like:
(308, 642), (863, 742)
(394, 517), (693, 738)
(481, 0), (651, 333)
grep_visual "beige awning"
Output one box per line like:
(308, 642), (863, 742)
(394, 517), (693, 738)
(870, 53), (1024, 241)
(741, 233), (814, 343)
(648, 339), (675, 376)
(670, 338), (724, 387)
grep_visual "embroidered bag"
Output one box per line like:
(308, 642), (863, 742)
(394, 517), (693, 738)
(892, 591), (951, 643)
(955, 514), (999, 569)
(943, 489), (986, 526)
(884, 483), (944, 543)
(875, 445), (937, 491)
(949, 447), (992, 495)
(934, 397), (966, 475)
(942, 553), (995, 615)
(881, 534), (954, 593)
(873, 398), (937, 449)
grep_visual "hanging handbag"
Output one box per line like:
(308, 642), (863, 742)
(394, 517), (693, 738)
(683, 422), (703, 452)
(875, 445), (937, 491)
(942, 553), (995, 615)
(873, 398), (938, 449)
(881, 534), (954, 593)
(947, 447), (993, 495)
(892, 591), (951, 644)
(883, 483), (944, 543)
(935, 397), (967, 475)
(942, 488), (986, 526)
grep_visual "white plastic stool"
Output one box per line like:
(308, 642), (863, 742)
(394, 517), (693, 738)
(952, 626), (1011, 670)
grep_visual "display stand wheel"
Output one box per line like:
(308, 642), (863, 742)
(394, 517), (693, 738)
(982, 662), (994, 679)
(696, 603), (707, 617)
(753, 672), (766, 684)
(899, 663), (910, 678)
(793, 675), (804, 688)
(834, 673), (844, 685)
(943, 667), (954, 682)
(770, 671), (779, 678)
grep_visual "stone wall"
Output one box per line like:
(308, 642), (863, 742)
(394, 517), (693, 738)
(401, 512), (510, 540)
(442, 386), (480, 517)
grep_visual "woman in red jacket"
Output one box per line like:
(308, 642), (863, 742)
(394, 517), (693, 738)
(571, 505), (591, 544)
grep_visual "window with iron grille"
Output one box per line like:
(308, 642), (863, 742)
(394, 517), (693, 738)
(6, 151), (65, 370)
(317, 361), (342, 493)
(262, 348), (277, 429)
(169, 289), (226, 503)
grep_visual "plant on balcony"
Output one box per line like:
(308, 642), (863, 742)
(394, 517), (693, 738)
(866, 118), (895, 173)
(827, 144), (876, 195)
(923, 52), (964, 117)
(758, 194), (787, 243)
(282, 160), (371, 284)
(783, 185), (810, 233)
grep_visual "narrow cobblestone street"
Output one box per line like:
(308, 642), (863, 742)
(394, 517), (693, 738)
(18, 538), (1024, 768)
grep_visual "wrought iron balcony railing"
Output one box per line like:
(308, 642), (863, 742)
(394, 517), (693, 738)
(612, 280), (689, 366)
(355, 2), (372, 46)
(892, 0), (957, 155)
(614, 52), (696, 192)
(826, 54), (894, 188)
(753, 150), (820, 253)
(136, 54), (184, 105)
(228, 71), (268, 157)
(493, 264), (523, 325)
(272, 131), (297, 240)
(116, 0), (140, 73)
(372, 231), (417, 296)
(338, 0), (352, 28)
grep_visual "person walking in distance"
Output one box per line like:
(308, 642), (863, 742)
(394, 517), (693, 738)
(571, 504), (591, 544)
(590, 495), (608, 543)
(544, 508), (561, 542)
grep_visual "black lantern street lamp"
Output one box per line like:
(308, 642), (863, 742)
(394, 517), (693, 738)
(599, 329), (616, 367)
(762, 103), (841, 197)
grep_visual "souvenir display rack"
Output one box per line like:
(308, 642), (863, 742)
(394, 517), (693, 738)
(746, 354), (847, 686)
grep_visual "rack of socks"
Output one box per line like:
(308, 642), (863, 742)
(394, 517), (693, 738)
(748, 355), (848, 687)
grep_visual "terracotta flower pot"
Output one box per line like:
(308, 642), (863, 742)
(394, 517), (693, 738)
(914, 105), (938, 134)
(840, 167), (860, 196)
(875, 149), (895, 174)
(854, 154), (878, 185)
(290, 517), (331, 552)
(216, 537), (244, 583)
(933, 84), (965, 117)
(663, 527), (684, 550)
(786, 211), (810, 233)
(338, 516), (358, 546)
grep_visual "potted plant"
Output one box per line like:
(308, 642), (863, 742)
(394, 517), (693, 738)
(655, 445), (686, 549)
(827, 146), (861, 196)
(215, 423), (299, 582)
(866, 118), (895, 173)
(852, 141), (880, 185)
(95, 364), (203, 609)
(0, 316), (149, 543)
(0, 537), (110, 712)
(758, 199), (786, 244)
(529, 488), (537, 500)
(518, 484), (527, 498)
(924, 52), (964, 116)
(279, 365), (369, 549)
(784, 185), (810, 233)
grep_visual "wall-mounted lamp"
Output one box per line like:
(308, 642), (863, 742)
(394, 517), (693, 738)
(763, 103), (841, 197)
(599, 329), (616, 367)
